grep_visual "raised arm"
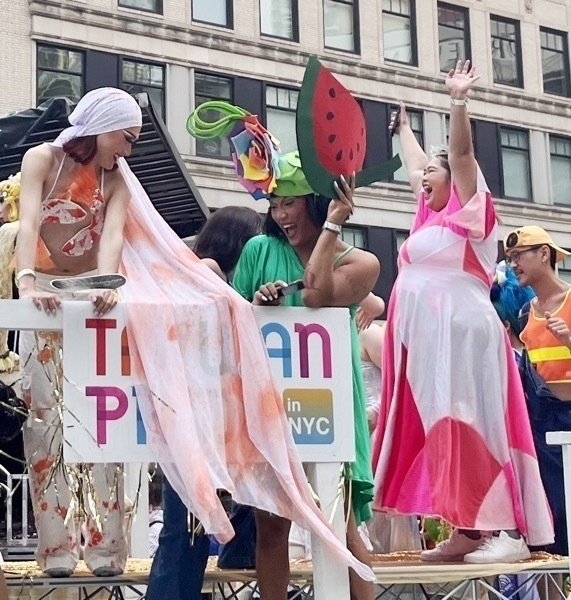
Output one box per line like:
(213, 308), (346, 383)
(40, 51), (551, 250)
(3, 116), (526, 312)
(390, 102), (429, 197)
(302, 176), (380, 309)
(446, 60), (480, 206)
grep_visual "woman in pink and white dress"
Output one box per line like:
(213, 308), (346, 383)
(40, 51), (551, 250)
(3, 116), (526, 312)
(371, 60), (553, 564)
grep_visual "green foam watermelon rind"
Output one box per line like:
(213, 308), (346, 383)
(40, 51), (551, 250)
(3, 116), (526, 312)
(355, 154), (403, 188)
(297, 55), (403, 198)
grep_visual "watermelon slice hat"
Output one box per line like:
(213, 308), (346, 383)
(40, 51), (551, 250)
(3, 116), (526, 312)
(296, 56), (402, 198)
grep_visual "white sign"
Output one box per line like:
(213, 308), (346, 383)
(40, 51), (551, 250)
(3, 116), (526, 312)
(63, 303), (354, 463)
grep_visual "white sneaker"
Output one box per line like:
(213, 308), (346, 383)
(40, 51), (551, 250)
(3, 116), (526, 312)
(420, 530), (484, 562)
(464, 531), (531, 564)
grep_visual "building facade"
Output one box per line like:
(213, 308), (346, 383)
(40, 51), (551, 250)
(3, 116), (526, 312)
(2, 0), (571, 298)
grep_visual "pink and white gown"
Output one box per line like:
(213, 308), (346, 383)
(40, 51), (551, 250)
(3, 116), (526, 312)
(371, 178), (554, 546)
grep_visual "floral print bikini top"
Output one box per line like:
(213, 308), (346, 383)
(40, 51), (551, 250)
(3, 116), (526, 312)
(37, 155), (106, 269)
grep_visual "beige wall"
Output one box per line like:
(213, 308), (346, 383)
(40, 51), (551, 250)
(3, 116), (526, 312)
(2, 0), (571, 244)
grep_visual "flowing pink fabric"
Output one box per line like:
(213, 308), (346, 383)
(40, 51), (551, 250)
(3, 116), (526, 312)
(116, 160), (374, 581)
(372, 172), (554, 546)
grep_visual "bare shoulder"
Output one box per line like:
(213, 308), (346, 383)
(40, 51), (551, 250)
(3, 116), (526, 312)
(200, 257), (226, 281)
(21, 143), (58, 174)
(104, 167), (131, 200)
(344, 246), (380, 270)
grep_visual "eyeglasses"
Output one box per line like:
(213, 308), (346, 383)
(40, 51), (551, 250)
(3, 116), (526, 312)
(506, 245), (542, 265)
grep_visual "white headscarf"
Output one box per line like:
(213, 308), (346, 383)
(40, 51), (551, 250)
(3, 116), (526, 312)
(52, 88), (142, 148)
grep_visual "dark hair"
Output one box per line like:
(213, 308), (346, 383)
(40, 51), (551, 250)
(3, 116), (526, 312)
(264, 194), (330, 240)
(148, 465), (164, 507)
(194, 206), (262, 275)
(62, 135), (98, 165)
(433, 150), (451, 177)
(549, 246), (557, 270)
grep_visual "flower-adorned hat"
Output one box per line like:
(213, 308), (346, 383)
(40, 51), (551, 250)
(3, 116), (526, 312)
(186, 57), (402, 200)
(186, 101), (312, 200)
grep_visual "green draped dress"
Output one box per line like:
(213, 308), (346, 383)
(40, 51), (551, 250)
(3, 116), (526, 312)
(233, 234), (373, 523)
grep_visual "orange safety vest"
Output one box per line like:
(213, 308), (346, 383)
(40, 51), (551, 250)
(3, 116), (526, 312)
(521, 289), (571, 384)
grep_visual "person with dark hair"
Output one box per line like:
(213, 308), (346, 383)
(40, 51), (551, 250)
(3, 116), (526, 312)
(504, 225), (571, 557)
(148, 466), (164, 559)
(186, 94), (382, 597)
(193, 206), (262, 280)
(232, 161), (379, 600)
(371, 60), (553, 564)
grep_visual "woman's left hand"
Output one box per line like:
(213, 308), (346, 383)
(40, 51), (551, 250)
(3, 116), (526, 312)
(329, 173), (355, 226)
(356, 306), (376, 331)
(445, 59), (480, 99)
(89, 289), (120, 316)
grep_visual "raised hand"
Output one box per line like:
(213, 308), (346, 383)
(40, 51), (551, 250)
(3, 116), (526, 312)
(388, 101), (409, 136)
(330, 173), (355, 226)
(446, 60), (480, 99)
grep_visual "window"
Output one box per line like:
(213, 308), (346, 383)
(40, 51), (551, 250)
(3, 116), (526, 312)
(550, 136), (571, 206)
(194, 73), (233, 158)
(500, 127), (530, 200)
(37, 45), (84, 106)
(341, 226), (367, 249)
(437, 2), (469, 72)
(192, 0), (232, 27)
(265, 86), (298, 153)
(382, 0), (416, 65)
(323, 0), (359, 53)
(118, 0), (162, 13)
(491, 16), (523, 88)
(121, 59), (165, 119)
(260, 0), (298, 41)
(541, 28), (570, 97)
(557, 254), (571, 283)
(444, 115), (475, 148)
(395, 230), (408, 252)
(391, 107), (423, 182)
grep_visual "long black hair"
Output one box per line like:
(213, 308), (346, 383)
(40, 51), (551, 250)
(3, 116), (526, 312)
(263, 194), (330, 240)
(194, 206), (263, 274)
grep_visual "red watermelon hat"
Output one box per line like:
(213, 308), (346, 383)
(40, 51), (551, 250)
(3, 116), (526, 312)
(296, 56), (401, 198)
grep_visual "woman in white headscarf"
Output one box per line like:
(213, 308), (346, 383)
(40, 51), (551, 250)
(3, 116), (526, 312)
(15, 87), (376, 584)
(15, 87), (141, 577)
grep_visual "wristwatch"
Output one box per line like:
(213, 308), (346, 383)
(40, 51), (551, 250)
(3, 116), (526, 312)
(450, 98), (468, 106)
(322, 221), (342, 234)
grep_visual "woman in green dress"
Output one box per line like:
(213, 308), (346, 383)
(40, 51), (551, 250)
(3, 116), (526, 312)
(233, 156), (380, 600)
